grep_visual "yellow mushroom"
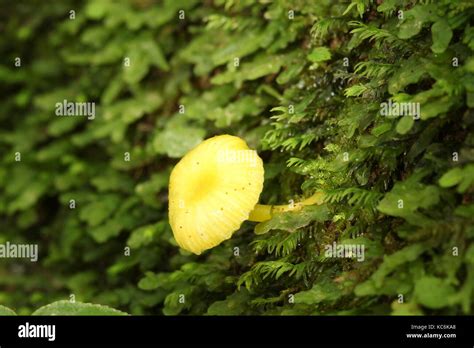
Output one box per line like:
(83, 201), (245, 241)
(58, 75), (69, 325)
(168, 134), (324, 255)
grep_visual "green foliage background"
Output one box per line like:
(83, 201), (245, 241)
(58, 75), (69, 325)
(1, 0), (474, 315)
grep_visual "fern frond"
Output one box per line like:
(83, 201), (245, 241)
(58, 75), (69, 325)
(311, 17), (347, 41)
(252, 230), (306, 257)
(323, 187), (383, 209)
(344, 84), (370, 97)
(237, 258), (310, 290)
(349, 21), (409, 50)
(354, 61), (397, 80)
(287, 157), (306, 168)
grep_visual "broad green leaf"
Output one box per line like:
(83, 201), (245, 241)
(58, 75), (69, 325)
(0, 305), (16, 316)
(32, 301), (128, 316)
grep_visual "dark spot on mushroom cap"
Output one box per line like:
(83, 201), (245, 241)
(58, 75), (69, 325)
(220, 207), (224, 210)
(179, 226), (183, 229)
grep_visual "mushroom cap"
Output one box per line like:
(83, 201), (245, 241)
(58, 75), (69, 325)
(168, 135), (264, 254)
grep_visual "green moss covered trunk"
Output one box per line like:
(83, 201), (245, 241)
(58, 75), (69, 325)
(0, 0), (473, 315)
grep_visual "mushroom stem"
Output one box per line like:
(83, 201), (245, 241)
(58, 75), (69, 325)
(248, 192), (325, 222)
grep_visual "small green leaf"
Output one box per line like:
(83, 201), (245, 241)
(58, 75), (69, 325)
(32, 301), (128, 316)
(377, 171), (440, 226)
(398, 4), (439, 39)
(388, 57), (427, 94)
(307, 47), (331, 63)
(138, 272), (164, 290)
(371, 122), (392, 137)
(211, 54), (287, 86)
(396, 116), (414, 134)
(128, 222), (167, 248)
(295, 278), (343, 305)
(79, 195), (121, 227)
(207, 290), (250, 315)
(398, 18), (423, 39)
(439, 168), (463, 187)
(154, 125), (206, 158)
(465, 245), (474, 264)
(431, 20), (452, 53)
(377, 0), (397, 13)
(455, 204), (474, 219)
(414, 276), (455, 309)
(123, 49), (150, 85)
(255, 205), (329, 235)
(355, 243), (427, 293)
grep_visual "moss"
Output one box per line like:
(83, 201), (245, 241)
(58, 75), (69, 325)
(0, 0), (473, 315)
